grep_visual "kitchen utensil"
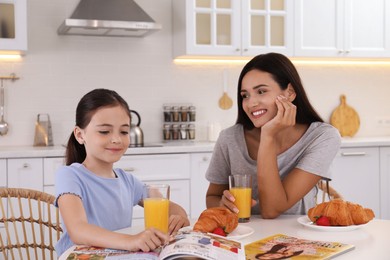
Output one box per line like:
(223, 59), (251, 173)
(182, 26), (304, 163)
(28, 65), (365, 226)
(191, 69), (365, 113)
(129, 110), (144, 147)
(218, 69), (233, 110)
(33, 114), (54, 146)
(330, 95), (360, 137)
(0, 79), (9, 136)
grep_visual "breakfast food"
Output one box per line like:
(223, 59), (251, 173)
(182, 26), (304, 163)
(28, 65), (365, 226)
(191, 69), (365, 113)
(308, 199), (375, 226)
(193, 207), (238, 234)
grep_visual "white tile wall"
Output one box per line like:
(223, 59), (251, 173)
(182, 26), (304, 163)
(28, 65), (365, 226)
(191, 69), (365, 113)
(1, 0), (390, 147)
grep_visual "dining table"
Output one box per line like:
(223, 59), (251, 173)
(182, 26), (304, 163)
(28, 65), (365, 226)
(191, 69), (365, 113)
(59, 215), (390, 259)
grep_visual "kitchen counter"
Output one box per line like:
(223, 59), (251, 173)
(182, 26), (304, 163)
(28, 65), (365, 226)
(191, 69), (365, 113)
(2, 136), (390, 159)
(0, 142), (216, 159)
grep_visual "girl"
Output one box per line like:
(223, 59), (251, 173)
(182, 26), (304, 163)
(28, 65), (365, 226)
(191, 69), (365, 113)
(205, 53), (341, 219)
(55, 88), (190, 256)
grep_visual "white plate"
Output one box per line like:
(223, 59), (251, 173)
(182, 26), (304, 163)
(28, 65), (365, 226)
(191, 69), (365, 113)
(297, 216), (368, 232)
(225, 224), (254, 239)
(180, 225), (254, 240)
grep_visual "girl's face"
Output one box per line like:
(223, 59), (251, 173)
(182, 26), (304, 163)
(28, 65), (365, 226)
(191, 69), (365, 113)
(241, 69), (290, 128)
(75, 105), (130, 166)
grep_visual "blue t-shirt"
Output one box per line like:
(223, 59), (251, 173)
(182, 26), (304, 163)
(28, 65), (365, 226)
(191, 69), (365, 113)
(54, 163), (144, 256)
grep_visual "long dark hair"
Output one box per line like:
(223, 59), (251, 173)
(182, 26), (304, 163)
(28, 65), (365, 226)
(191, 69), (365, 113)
(65, 88), (131, 165)
(236, 52), (323, 129)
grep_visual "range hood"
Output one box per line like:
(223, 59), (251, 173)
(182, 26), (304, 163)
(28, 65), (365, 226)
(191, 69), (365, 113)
(57, 0), (162, 37)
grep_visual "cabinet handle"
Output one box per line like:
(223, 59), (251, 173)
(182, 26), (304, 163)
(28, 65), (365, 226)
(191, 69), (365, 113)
(202, 157), (209, 162)
(22, 163), (29, 169)
(243, 48), (248, 52)
(123, 167), (136, 172)
(340, 152), (366, 156)
(235, 48), (240, 52)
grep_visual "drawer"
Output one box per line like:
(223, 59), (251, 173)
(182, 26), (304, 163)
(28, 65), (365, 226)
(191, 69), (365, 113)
(114, 154), (190, 181)
(44, 157), (65, 185)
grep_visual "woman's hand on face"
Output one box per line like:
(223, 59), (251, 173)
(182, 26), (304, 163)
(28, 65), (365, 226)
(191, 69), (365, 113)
(263, 95), (296, 135)
(220, 190), (239, 214)
(168, 215), (190, 236)
(131, 228), (169, 252)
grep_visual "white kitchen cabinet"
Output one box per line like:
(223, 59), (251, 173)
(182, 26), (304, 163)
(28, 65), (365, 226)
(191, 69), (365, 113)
(0, 0), (27, 54)
(295, 0), (390, 57)
(380, 147), (390, 220)
(0, 159), (6, 187)
(7, 158), (43, 190)
(190, 152), (212, 219)
(173, 0), (293, 58)
(43, 157), (65, 196)
(330, 147), (381, 218)
(115, 153), (191, 224)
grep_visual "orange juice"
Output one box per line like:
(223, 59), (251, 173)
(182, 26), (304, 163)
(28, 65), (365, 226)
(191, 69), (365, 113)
(144, 198), (169, 233)
(230, 187), (252, 219)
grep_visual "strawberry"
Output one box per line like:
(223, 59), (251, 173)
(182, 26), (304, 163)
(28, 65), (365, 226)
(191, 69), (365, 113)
(212, 227), (227, 236)
(315, 215), (330, 226)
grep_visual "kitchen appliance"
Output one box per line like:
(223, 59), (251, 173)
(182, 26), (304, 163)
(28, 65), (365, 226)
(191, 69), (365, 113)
(129, 110), (144, 147)
(33, 114), (54, 146)
(57, 0), (162, 37)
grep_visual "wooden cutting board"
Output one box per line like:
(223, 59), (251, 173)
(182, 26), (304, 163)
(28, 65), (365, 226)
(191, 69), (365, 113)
(330, 95), (360, 137)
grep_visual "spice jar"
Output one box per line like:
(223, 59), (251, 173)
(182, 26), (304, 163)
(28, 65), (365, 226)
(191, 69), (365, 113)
(189, 106), (196, 122)
(188, 124), (195, 140)
(163, 106), (172, 122)
(180, 106), (189, 122)
(172, 124), (180, 140)
(172, 106), (180, 122)
(163, 124), (171, 140)
(179, 124), (188, 140)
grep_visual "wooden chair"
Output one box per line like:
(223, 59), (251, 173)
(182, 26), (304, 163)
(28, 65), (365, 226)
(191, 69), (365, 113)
(0, 188), (63, 260)
(316, 180), (343, 204)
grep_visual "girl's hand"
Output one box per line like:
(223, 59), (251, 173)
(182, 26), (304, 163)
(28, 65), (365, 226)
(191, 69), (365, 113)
(168, 215), (190, 235)
(131, 228), (169, 252)
(262, 95), (296, 135)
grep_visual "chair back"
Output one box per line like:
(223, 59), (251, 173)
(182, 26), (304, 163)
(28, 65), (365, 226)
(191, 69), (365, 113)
(0, 188), (62, 260)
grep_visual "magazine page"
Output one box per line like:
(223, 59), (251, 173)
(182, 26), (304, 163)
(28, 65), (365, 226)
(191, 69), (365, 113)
(159, 230), (245, 260)
(66, 245), (159, 260)
(245, 234), (355, 260)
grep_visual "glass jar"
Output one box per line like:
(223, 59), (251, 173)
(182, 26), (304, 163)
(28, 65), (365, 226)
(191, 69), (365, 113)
(189, 106), (196, 122)
(172, 124), (180, 140)
(179, 124), (188, 140)
(163, 106), (172, 122)
(180, 106), (189, 122)
(172, 106), (180, 122)
(188, 124), (195, 140)
(163, 124), (171, 140)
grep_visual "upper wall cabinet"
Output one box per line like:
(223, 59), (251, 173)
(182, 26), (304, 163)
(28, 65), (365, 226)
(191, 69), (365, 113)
(173, 0), (294, 58)
(294, 0), (390, 58)
(0, 0), (27, 54)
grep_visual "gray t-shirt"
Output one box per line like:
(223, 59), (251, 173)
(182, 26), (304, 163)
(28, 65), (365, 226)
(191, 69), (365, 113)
(206, 122), (341, 215)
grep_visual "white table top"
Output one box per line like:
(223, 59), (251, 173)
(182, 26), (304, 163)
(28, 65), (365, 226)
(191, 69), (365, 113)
(60, 215), (390, 260)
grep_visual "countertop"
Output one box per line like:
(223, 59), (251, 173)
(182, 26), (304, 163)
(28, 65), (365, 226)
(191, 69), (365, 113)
(2, 136), (390, 159)
(0, 142), (216, 159)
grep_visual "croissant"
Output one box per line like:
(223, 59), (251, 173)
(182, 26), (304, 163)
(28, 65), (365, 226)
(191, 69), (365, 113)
(193, 207), (238, 234)
(308, 199), (375, 226)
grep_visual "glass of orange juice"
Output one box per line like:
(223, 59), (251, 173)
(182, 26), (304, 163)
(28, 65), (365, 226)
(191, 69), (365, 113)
(143, 184), (170, 233)
(229, 174), (252, 223)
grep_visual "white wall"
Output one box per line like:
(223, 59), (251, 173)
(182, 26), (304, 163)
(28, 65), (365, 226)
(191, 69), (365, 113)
(1, 0), (390, 147)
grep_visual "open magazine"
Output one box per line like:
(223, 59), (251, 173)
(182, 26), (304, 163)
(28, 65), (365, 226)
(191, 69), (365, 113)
(245, 234), (355, 260)
(65, 230), (245, 260)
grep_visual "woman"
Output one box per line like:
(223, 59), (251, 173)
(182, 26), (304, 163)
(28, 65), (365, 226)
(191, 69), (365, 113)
(55, 88), (189, 256)
(205, 53), (341, 218)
